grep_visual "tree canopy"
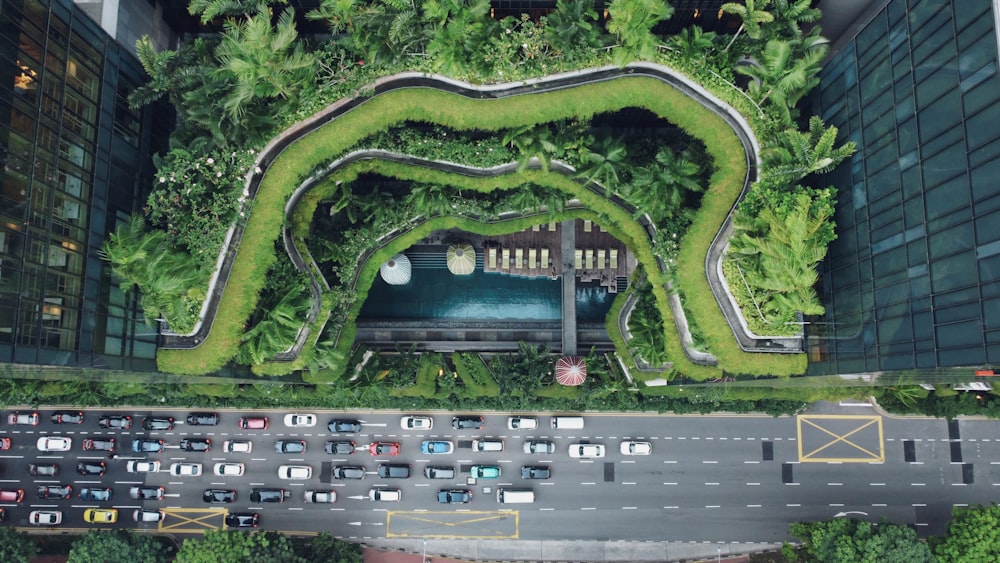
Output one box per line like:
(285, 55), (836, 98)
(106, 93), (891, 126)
(176, 530), (302, 563)
(931, 503), (1000, 562)
(790, 518), (934, 563)
(67, 530), (169, 563)
(0, 528), (38, 563)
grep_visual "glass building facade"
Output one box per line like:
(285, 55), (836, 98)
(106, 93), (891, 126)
(807, 0), (1000, 374)
(0, 0), (164, 370)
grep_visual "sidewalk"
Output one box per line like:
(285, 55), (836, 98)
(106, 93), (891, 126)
(361, 539), (776, 562)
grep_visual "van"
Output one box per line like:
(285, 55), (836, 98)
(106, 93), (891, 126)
(496, 488), (535, 504)
(424, 466), (456, 479)
(472, 438), (504, 452)
(550, 416), (584, 429)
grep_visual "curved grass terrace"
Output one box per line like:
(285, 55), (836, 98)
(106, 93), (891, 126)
(157, 63), (807, 380)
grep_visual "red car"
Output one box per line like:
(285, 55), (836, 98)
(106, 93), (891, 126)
(369, 442), (401, 456)
(0, 438), (11, 450)
(239, 416), (269, 430)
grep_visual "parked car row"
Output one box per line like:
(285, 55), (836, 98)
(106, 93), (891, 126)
(21, 508), (258, 528)
(329, 463), (552, 480)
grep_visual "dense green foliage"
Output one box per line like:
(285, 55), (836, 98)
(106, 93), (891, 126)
(177, 530), (299, 563)
(68, 530), (170, 563)
(931, 503), (1000, 562)
(0, 528), (38, 563)
(790, 518), (934, 563)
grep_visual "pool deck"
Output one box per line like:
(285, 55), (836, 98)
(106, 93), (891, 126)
(561, 218), (577, 355)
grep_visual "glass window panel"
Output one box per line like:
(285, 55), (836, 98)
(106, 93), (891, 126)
(963, 75), (1000, 117)
(931, 250), (976, 292)
(938, 345), (985, 367)
(971, 155), (1000, 203)
(904, 197), (925, 229)
(929, 222), (974, 260)
(984, 299), (1000, 330)
(868, 165), (901, 201)
(917, 90), (961, 141)
(866, 139), (899, 174)
(915, 63), (959, 109)
(976, 209), (1000, 245)
(959, 32), (997, 78)
(897, 117), (918, 155)
(954, 0), (989, 30)
(935, 303), (982, 325)
(921, 126), (964, 161)
(873, 246), (907, 277)
(923, 143), (968, 192)
(956, 7), (994, 50)
(966, 103), (1000, 151)
(969, 136), (1000, 168)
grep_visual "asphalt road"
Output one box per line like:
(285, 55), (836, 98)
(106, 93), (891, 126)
(1, 406), (998, 543)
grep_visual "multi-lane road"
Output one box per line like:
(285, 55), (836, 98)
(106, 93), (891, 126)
(1, 406), (999, 542)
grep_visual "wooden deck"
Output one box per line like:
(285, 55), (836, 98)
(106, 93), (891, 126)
(482, 219), (630, 292)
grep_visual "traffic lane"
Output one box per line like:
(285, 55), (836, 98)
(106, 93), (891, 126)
(569, 413), (798, 440)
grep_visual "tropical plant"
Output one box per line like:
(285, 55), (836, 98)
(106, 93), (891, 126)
(790, 518), (934, 563)
(404, 183), (454, 216)
(237, 283), (311, 365)
(68, 530), (170, 563)
(502, 124), (559, 171)
(721, 0), (775, 52)
(768, 0), (822, 40)
(176, 530), (302, 563)
(543, 0), (605, 62)
(624, 147), (704, 223)
(667, 26), (717, 61)
(605, 0), (673, 65)
(422, 0), (494, 75)
(0, 528), (37, 563)
(932, 503), (1000, 562)
(576, 132), (628, 194)
(735, 36), (827, 124)
(628, 284), (668, 367)
(188, 0), (286, 23)
(308, 0), (364, 34)
(762, 116), (856, 184)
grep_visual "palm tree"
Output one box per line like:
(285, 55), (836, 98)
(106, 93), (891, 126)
(721, 0), (775, 52)
(624, 148), (704, 223)
(404, 183), (454, 216)
(576, 133), (627, 195)
(422, 0), (493, 75)
(667, 26), (717, 61)
(735, 38), (825, 124)
(768, 0), (822, 39)
(502, 124), (559, 172)
(237, 284), (310, 365)
(308, 0), (363, 34)
(188, 0), (284, 24)
(544, 0), (604, 62)
(763, 116), (856, 183)
(606, 0), (673, 65)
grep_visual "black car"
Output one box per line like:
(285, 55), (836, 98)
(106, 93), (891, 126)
(130, 486), (165, 500)
(98, 415), (132, 429)
(186, 412), (220, 426)
(82, 437), (115, 452)
(51, 411), (84, 424)
(76, 461), (107, 476)
(332, 465), (366, 480)
(225, 512), (259, 528)
(328, 419), (362, 433)
(27, 463), (59, 477)
(132, 438), (165, 453)
(179, 438), (212, 452)
(80, 487), (113, 501)
(521, 465), (552, 479)
(36, 484), (73, 499)
(376, 463), (411, 479)
(274, 440), (306, 454)
(452, 415), (485, 430)
(203, 489), (237, 504)
(142, 416), (174, 431)
(437, 489), (473, 504)
(325, 441), (355, 455)
(249, 488), (288, 503)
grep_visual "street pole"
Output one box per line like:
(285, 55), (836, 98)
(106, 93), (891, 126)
(423, 539), (427, 563)
(717, 544), (721, 562)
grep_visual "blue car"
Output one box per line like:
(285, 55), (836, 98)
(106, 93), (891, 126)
(132, 438), (165, 453)
(420, 441), (454, 454)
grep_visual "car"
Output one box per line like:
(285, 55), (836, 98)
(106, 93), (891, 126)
(283, 413), (317, 427)
(51, 411), (83, 424)
(203, 489), (237, 503)
(141, 416), (174, 431)
(421, 440), (454, 454)
(129, 486), (165, 500)
(224, 440), (253, 453)
(0, 488), (24, 502)
(325, 440), (355, 455)
(239, 416), (269, 430)
(521, 465), (552, 479)
(620, 440), (652, 455)
(132, 438), (165, 453)
(8, 411), (39, 425)
(368, 487), (401, 502)
(401, 415), (433, 430)
(328, 419), (362, 433)
(523, 440), (556, 454)
(0, 437), (10, 450)
(369, 442), (400, 456)
(126, 460), (161, 473)
(36, 484), (73, 500)
(98, 415), (132, 429)
(249, 488), (288, 503)
(179, 437), (211, 452)
(214, 462), (245, 476)
(29, 510), (62, 525)
(79, 487), (113, 501)
(28, 463), (59, 477)
(376, 463), (411, 479)
(278, 465), (313, 480)
(186, 412), (220, 425)
(332, 465), (366, 480)
(452, 415), (485, 430)
(424, 466), (456, 479)
(472, 438), (504, 452)
(304, 490), (337, 503)
(170, 462), (203, 477)
(507, 416), (538, 430)
(470, 465), (501, 479)
(437, 489), (472, 504)
(36, 436), (72, 451)
(82, 437), (115, 452)
(568, 443), (606, 458)
(134, 509), (165, 523)
(225, 512), (259, 528)
(83, 508), (118, 524)
(275, 440), (306, 454)
(76, 461), (106, 476)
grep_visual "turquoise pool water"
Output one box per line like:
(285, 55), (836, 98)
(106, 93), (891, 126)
(358, 253), (616, 321)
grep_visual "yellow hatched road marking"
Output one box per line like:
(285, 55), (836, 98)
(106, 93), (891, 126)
(387, 510), (519, 539)
(797, 414), (884, 463)
(158, 507), (228, 531)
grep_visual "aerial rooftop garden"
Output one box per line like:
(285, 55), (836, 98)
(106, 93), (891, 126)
(103, 0), (855, 395)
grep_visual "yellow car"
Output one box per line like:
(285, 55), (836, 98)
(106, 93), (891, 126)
(83, 508), (118, 524)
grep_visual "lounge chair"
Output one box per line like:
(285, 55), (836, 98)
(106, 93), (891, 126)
(502, 248), (510, 269)
(584, 219), (592, 232)
(532, 224), (540, 232)
(610, 248), (618, 270)
(575, 249), (583, 270)
(488, 247), (497, 269)
(528, 248), (537, 269)
(597, 249), (606, 269)
(584, 249), (593, 270)
(515, 248), (523, 269)
(541, 248), (550, 267)
(548, 221), (557, 231)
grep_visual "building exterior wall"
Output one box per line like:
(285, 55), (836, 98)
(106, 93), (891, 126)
(807, 0), (1000, 375)
(0, 0), (164, 370)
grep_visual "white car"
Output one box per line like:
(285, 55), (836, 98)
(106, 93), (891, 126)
(278, 465), (313, 480)
(283, 413), (317, 428)
(170, 462), (203, 476)
(568, 443), (605, 459)
(304, 490), (337, 503)
(400, 415), (433, 430)
(223, 440), (252, 453)
(507, 416), (538, 430)
(126, 460), (161, 473)
(368, 487), (401, 502)
(36, 436), (72, 452)
(29, 510), (62, 526)
(214, 462), (245, 476)
(133, 509), (165, 523)
(619, 441), (652, 455)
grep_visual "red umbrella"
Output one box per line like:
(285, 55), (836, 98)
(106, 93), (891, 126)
(555, 356), (587, 386)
